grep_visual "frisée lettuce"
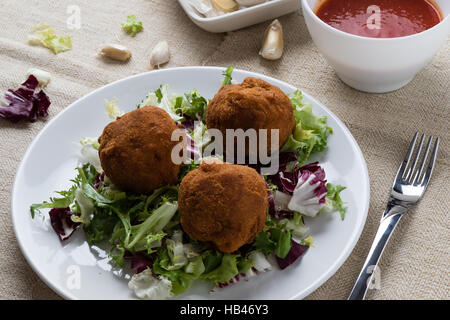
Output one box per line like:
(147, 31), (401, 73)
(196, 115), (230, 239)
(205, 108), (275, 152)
(30, 66), (347, 299)
(281, 90), (333, 166)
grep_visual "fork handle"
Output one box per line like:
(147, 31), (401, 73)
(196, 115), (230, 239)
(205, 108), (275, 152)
(348, 205), (406, 300)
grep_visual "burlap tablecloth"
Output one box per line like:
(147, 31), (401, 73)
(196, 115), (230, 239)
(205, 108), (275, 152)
(0, 0), (448, 300)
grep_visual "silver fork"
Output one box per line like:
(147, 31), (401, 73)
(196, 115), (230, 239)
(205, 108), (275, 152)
(348, 132), (440, 300)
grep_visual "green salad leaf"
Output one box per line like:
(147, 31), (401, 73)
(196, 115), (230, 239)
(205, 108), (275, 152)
(179, 89), (209, 120)
(29, 70), (348, 299)
(28, 24), (72, 54)
(281, 90), (333, 165)
(200, 253), (240, 285)
(323, 183), (347, 220)
(121, 15), (143, 36)
(253, 217), (292, 259)
(222, 66), (234, 86)
(153, 248), (200, 294)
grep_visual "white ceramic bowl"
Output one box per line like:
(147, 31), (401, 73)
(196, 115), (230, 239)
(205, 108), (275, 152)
(301, 0), (450, 93)
(178, 0), (301, 33)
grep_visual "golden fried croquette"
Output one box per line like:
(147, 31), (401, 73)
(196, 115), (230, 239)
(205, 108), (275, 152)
(179, 161), (268, 253)
(206, 77), (295, 156)
(98, 106), (180, 194)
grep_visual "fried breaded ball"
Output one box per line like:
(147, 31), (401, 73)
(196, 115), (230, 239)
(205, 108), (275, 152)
(206, 77), (295, 156)
(98, 106), (180, 194)
(179, 161), (268, 253)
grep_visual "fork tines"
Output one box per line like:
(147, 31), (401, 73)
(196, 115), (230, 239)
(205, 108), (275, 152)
(399, 132), (440, 186)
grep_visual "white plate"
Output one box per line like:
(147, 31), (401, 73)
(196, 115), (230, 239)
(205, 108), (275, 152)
(178, 0), (301, 33)
(12, 67), (369, 300)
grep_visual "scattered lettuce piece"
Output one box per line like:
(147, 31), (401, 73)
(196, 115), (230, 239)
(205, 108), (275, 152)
(300, 235), (315, 247)
(221, 66), (234, 86)
(121, 15), (143, 36)
(28, 25), (72, 54)
(104, 98), (123, 120)
(323, 183), (347, 220)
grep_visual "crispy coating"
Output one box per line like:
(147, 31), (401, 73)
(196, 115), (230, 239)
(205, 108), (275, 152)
(206, 77), (295, 156)
(179, 162), (268, 253)
(98, 106), (180, 194)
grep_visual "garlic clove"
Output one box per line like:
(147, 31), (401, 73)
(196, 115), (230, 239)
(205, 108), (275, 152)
(150, 41), (170, 69)
(236, 0), (267, 7)
(259, 19), (284, 60)
(26, 68), (51, 87)
(211, 0), (239, 13)
(189, 0), (217, 18)
(100, 44), (132, 62)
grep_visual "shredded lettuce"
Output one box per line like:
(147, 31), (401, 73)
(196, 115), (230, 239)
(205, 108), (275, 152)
(121, 15), (143, 36)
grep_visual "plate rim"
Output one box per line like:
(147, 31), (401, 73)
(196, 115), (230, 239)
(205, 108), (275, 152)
(11, 66), (370, 300)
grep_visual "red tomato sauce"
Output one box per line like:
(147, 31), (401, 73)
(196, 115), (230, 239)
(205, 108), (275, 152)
(315, 0), (442, 38)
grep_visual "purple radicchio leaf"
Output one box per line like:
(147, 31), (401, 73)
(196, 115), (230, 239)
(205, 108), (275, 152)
(276, 240), (309, 270)
(93, 172), (105, 190)
(124, 251), (157, 274)
(48, 207), (81, 241)
(176, 117), (202, 161)
(0, 75), (51, 123)
(269, 160), (328, 217)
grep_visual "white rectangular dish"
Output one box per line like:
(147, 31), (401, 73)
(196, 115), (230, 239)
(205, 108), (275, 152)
(178, 0), (301, 33)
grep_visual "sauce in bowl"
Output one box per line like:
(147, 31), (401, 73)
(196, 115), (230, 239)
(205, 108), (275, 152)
(315, 0), (443, 38)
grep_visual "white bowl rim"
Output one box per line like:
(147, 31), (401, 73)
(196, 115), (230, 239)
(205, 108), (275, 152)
(301, 0), (450, 42)
(179, 0), (289, 22)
